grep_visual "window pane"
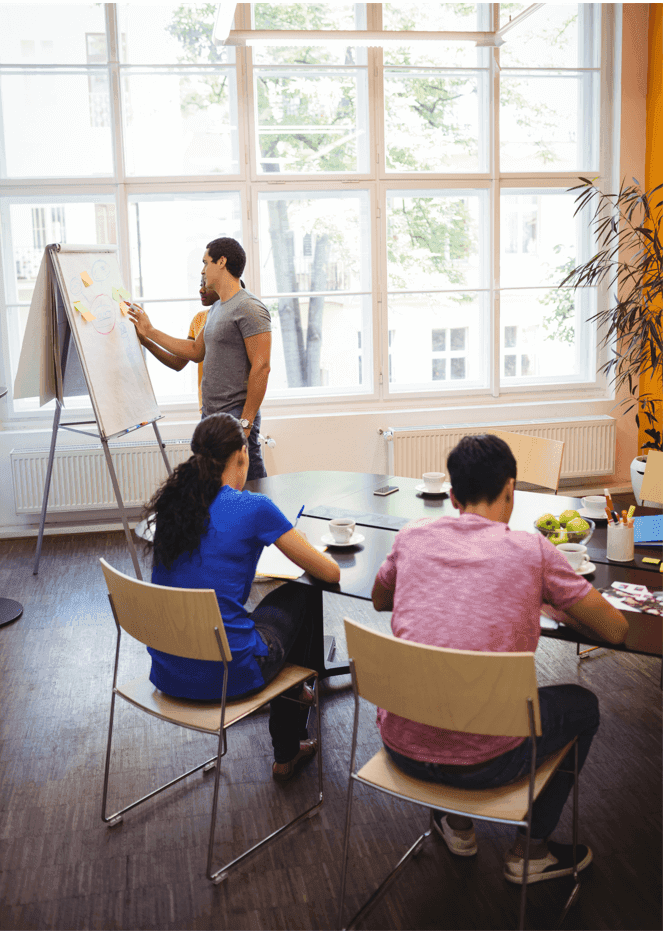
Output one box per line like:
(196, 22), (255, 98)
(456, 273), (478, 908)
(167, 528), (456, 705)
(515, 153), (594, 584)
(0, 71), (113, 178)
(258, 191), (371, 294)
(500, 72), (599, 171)
(387, 191), (486, 290)
(127, 193), (242, 301)
(500, 288), (596, 383)
(122, 69), (239, 176)
(500, 4), (600, 69)
(387, 292), (486, 391)
(450, 327), (466, 350)
(255, 70), (369, 173)
(0, 4), (107, 63)
(117, 4), (234, 64)
(252, 3), (366, 66)
(385, 73), (487, 172)
(383, 3), (490, 68)
(432, 328), (446, 351)
(500, 190), (590, 289)
(258, 191), (371, 392)
(141, 299), (204, 403)
(2, 197), (116, 305)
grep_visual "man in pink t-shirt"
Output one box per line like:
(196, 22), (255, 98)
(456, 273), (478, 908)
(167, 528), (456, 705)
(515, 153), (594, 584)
(372, 434), (628, 885)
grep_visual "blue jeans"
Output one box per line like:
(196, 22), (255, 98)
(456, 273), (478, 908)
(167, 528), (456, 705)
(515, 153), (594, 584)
(201, 405), (267, 481)
(385, 684), (600, 840)
(236, 583), (318, 764)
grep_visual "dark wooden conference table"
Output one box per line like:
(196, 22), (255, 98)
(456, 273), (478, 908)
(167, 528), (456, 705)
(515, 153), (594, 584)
(246, 471), (663, 678)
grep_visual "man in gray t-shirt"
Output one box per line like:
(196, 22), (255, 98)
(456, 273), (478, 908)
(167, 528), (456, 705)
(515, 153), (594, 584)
(128, 237), (271, 480)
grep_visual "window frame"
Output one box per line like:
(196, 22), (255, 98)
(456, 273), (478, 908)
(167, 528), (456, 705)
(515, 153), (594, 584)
(0, 2), (618, 425)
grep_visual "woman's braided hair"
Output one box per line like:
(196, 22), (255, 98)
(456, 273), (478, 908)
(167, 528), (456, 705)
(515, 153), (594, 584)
(143, 412), (247, 569)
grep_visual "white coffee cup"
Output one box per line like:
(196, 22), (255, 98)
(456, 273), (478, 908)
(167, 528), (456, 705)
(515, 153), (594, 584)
(558, 543), (589, 571)
(329, 518), (355, 543)
(582, 495), (607, 516)
(422, 471), (445, 493)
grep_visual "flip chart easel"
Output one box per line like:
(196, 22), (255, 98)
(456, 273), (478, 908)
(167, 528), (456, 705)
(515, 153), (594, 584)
(14, 243), (172, 580)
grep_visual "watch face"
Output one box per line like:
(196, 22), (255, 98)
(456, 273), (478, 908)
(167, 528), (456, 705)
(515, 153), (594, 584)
(240, 419), (250, 428)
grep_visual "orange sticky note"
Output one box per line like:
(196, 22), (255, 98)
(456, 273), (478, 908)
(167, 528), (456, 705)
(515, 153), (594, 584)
(118, 301), (129, 316)
(81, 310), (96, 322)
(80, 271), (93, 287)
(73, 301), (96, 321)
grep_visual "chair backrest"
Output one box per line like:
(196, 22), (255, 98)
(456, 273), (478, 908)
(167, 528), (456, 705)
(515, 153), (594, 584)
(100, 558), (232, 662)
(344, 618), (541, 738)
(640, 449), (663, 505)
(489, 430), (564, 492)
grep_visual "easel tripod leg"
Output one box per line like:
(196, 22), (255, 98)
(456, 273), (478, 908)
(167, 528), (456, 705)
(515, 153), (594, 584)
(152, 421), (172, 476)
(101, 438), (142, 581)
(33, 401), (63, 575)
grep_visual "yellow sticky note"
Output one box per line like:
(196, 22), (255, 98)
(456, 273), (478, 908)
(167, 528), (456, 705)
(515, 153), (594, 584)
(73, 301), (86, 313)
(111, 287), (121, 302)
(118, 287), (132, 301)
(81, 310), (96, 322)
(80, 271), (93, 287)
(118, 301), (129, 316)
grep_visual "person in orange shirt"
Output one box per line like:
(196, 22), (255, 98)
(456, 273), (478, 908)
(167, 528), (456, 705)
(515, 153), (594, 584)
(139, 278), (217, 413)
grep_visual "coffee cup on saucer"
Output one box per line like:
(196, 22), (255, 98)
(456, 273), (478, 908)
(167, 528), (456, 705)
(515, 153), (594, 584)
(581, 495), (607, 517)
(558, 543), (589, 572)
(329, 518), (355, 544)
(422, 472), (445, 493)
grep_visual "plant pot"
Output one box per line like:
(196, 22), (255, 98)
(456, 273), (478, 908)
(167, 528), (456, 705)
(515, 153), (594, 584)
(630, 455), (661, 507)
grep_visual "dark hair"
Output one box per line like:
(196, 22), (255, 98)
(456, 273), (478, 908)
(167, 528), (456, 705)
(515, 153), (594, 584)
(206, 237), (246, 279)
(144, 413), (247, 569)
(447, 434), (517, 507)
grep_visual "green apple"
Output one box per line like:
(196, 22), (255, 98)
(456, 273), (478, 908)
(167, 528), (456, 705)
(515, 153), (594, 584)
(559, 509), (581, 527)
(536, 513), (560, 531)
(566, 517), (590, 541)
(549, 530), (568, 546)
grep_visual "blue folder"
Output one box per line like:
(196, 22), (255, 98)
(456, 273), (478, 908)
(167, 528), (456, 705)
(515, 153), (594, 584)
(633, 515), (663, 545)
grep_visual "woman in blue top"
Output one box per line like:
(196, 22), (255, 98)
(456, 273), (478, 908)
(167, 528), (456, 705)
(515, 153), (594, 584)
(144, 412), (340, 781)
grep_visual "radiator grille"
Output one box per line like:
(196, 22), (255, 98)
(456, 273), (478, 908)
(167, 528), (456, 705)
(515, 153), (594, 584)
(388, 416), (615, 480)
(11, 440), (193, 514)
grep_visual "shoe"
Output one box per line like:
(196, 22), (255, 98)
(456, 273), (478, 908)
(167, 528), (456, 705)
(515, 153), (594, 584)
(432, 811), (478, 857)
(272, 738), (318, 783)
(504, 841), (593, 884)
(297, 683), (315, 707)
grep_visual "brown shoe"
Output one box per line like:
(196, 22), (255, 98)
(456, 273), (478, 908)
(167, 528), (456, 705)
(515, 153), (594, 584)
(272, 739), (318, 783)
(297, 683), (315, 706)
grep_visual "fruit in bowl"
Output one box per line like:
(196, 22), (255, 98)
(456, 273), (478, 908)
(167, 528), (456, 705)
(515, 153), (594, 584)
(534, 513), (595, 546)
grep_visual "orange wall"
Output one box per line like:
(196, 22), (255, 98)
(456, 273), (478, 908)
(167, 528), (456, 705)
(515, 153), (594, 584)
(639, 4), (663, 451)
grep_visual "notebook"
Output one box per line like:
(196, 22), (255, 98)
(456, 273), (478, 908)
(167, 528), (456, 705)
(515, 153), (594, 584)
(633, 515), (663, 545)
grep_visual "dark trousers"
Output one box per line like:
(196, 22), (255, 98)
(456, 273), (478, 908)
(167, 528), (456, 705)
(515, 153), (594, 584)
(385, 684), (600, 840)
(200, 405), (267, 481)
(240, 583), (318, 764)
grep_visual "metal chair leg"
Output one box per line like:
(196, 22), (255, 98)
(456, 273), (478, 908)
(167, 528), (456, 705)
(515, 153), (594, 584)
(557, 741), (581, 928)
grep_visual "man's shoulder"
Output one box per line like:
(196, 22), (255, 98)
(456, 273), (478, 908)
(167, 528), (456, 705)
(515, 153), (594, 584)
(233, 289), (269, 314)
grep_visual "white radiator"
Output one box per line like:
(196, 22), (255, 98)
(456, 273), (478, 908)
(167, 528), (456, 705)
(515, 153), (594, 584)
(10, 440), (193, 514)
(383, 416), (615, 480)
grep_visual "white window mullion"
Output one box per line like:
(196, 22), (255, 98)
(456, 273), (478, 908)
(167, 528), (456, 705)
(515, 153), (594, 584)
(490, 4), (500, 398)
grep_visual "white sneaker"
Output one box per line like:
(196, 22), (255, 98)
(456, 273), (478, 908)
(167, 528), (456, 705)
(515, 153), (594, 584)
(504, 842), (593, 884)
(432, 812), (478, 857)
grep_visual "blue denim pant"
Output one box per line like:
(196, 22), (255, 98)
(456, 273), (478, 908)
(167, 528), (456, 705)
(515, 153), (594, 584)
(236, 583), (318, 764)
(201, 405), (267, 481)
(385, 684), (600, 840)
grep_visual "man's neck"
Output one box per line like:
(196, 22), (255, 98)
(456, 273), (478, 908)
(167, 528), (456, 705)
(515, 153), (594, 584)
(216, 277), (242, 303)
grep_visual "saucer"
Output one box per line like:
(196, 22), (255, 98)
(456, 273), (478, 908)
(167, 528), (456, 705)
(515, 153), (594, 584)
(575, 561), (596, 576)
(320, 532), (365, 548)
(415, 483), (450, 496)
(579, 508), (606, 520)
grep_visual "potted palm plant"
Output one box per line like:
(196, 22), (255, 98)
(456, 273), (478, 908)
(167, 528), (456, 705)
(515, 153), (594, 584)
(561, 178), (662, 502)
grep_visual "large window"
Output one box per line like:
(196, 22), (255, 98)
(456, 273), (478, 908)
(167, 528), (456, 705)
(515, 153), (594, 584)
(0, 3), (614, 414)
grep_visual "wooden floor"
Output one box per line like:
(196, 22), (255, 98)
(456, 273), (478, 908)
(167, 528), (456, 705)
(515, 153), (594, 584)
(0, 526), (661, 931)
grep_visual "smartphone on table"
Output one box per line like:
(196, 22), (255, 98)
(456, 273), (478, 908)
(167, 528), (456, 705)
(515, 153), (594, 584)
(373, 485), (399, 496)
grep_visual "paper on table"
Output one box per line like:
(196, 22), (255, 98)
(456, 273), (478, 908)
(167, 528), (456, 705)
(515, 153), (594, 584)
(255, 544), (327, 580)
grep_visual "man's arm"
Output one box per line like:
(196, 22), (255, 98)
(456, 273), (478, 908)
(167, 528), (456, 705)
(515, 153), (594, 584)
(558, 588), (629, 645)
(128, 304), (205, 363)
(139, 333), (190, 372)
(372, 575), (394, 612)
(241, 331), (271, 427)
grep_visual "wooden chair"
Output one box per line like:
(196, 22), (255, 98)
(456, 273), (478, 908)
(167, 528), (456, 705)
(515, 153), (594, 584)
(489, 430), (565, 492)
(337, 618), (581, 931)
(99, 558), (323, 884)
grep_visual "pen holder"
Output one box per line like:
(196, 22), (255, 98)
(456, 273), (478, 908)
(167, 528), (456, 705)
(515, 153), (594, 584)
(607, 521), (634, 562)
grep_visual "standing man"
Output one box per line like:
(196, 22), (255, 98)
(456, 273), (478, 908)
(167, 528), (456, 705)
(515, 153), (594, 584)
(139, 277), (217, 414)
(129, 238), (271, 480)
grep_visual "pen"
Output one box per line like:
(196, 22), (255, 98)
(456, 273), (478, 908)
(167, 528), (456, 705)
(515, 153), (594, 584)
(294, 505), (305, 528)
(611, 510), (620, 524)
(604, 488), (614, 511)
(621, 509), (628, 524)
(627, 504), (636, 520)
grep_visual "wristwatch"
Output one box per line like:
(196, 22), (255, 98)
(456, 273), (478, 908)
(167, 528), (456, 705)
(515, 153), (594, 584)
(240, 418), (253, 430)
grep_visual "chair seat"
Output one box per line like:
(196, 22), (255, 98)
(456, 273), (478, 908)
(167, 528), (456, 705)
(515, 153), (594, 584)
(116, 663), (315, 734)
(356, 744), (573, 824)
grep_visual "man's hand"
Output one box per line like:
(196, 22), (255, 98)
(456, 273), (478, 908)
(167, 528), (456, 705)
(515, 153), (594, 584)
(127, 303), (153, 341)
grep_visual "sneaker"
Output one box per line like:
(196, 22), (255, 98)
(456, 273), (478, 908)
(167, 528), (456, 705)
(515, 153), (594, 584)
(432, 811), (478, 857)
(504, 841), (593, 884)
